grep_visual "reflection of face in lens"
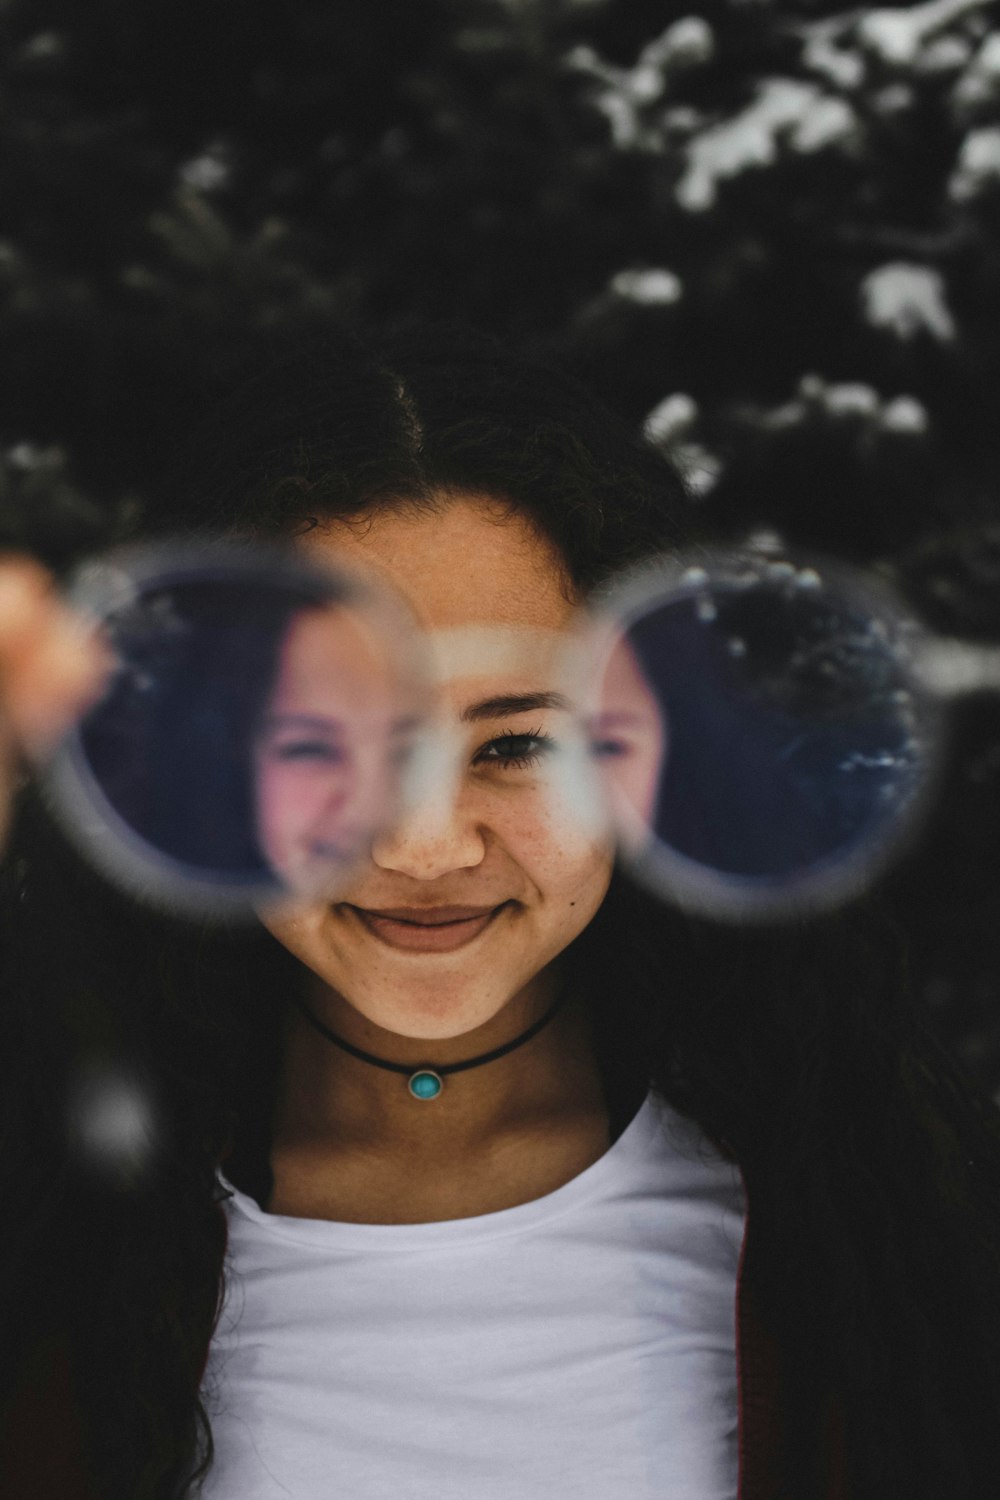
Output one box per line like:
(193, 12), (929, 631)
(252, 604), (401, 894)
(591, 629), (667, 848)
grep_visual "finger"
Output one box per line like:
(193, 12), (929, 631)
(0, 558), (112, 755)
(3, 616), (112, 754)
(0, 557), (61, 654)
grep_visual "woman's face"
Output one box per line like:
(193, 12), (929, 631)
(592, 631), (668, 849)
(255, 495), (618, 1042)
(252, 603), (401, 894)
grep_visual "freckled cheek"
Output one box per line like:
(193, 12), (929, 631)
(496, 800), (613, 905)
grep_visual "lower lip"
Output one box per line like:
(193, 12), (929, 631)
(348, 905), (508, 951)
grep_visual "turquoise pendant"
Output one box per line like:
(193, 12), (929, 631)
(408, 1070), (443, 1100)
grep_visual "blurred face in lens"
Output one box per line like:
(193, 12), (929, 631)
(252, 604), (401, 894)
(255, 496), (619, 1045)
(590, 630), (667, 851)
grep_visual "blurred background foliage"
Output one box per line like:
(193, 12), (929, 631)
(2, 0), (999, 1095)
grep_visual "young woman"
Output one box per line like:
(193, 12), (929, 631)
(2, 322), (1000, 1499)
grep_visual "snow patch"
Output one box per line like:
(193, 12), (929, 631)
(179, 140), (232, 193)
(641, 16), (714, 72)
(643, 393), (698, 445)
(881, 396), (930, 433)
(949, 124), (1000, 199)
(860, 262), (956, 341)
(754, 376), (929, 435)
(857, 0), (992, 68)
(611, 267), (683, 305)
(952, 33), (1000, 115)
(563, 20), (715, 153)
(642, 394), (719, 494)
(802, 31), (866, 90)
(871, 83), (916, 114)
(793, 96), (857, 153)
(675, 78), (858, 212)
(822, 383), (881, 419)
(915, 34), (973, 73)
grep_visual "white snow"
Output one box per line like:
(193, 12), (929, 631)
(643, 397), (723, 495)
(614, 270), (683, 307)
(758, 395), (809, 431)
(563, 20), (715, 153)
(675, 78), (858, 212)
(880, 396), (930, 433)
(611, 267), (683, 305)
(871, 83), (917, 114)
(974, 31), (1000, 77)
(640, 17), (714, 73)
(643, 393), (698, 445)
(752, 376), (928, 434)
(801, 30), (866, 90)
(948, 124), (1000, 198)
(674, 442), (722, 495)
(860, 262), (956, 341)
(793, 95), (858, 153)
(817, 379), (880, 418)
(663, 105), (704, 137)
(857, 0), (993, 68)
(915, 35), (974, 73)
(178, 141), (231, 193)
(952, 33), (1000, 115)
(819, 382), (893, 420)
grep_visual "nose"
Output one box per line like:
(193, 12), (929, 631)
(369, 723), (487, 879)
(306, 773), (361, 854)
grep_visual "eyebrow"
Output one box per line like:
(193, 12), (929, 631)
(259, 714), (345, 734)
(459, 691), (573, 723)
(590, 710), (650, 727)
(263, 698), (575, 736)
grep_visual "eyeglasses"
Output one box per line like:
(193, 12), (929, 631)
(39, 536), (1000, 923)
(573, 545), (999, 919)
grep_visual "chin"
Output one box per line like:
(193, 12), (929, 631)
(363, 994), (506, 1040)
(342, 973), (520, 1040)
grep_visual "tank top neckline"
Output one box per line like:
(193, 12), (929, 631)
(217, 1080), (659, 1250)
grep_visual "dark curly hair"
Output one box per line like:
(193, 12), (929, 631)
(3, 321), (1000, 1498)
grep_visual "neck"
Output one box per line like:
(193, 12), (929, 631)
(269, 968), (607, 1163)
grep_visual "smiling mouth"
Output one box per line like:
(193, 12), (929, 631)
(352, 905), (507, 926)
(345, 904), (510, 951)
(377, 915), (462, 927)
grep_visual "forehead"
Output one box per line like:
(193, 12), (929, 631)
(271, 605), (391, 692)
(296, 495), (578, 632)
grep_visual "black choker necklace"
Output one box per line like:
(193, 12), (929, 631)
(288, 988), (569, 1100)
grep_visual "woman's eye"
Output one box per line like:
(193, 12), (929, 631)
(590, 739), (628, 759)
(474, 728), (556, 771)
(270, 740), (346, 765)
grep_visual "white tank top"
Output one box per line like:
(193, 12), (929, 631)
(200, 1087), (746, 1499)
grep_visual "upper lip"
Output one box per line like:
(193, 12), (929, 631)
(354, 904), (504, 925)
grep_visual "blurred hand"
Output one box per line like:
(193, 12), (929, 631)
(0, 555), (111, 849)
